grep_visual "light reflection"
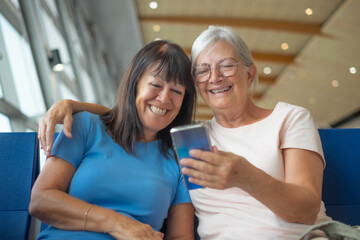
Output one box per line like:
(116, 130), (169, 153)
(281, 42), (289, 51)
(305, 8), (313, 16)
(349, 67), (357, 74)
(149, 1), (158, 9)
(153, 24), (161, 32)
(331, 80), (339, 87)
(263, 66), (272, 75)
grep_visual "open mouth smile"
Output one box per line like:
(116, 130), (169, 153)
(210, 86), (232, 94)
(150, 105), (167, 116)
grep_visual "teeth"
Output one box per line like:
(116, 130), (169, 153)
(211, 87), (230, 94)
(150, 105), (167, 116)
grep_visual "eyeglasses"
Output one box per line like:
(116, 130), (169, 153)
(192, 58), (239, 83)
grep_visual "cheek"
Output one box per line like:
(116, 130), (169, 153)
(174, 95), (185, 111)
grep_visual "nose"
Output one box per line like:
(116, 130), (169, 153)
(208, 66), (222, 83)
(157, 88), (171, 103)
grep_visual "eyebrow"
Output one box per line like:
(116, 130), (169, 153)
(196, 57), (237, 66)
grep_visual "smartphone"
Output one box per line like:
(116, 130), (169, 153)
(170, 123), (212, 190)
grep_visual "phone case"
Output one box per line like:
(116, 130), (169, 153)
(170, 123), (211, 190)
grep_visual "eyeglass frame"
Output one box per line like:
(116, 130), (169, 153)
(192, 57), (240, 83)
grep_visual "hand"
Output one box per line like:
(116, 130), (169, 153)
(180, 147), (253, 189)
(38, 99), (74, 157)
(109, 218), (164, 240)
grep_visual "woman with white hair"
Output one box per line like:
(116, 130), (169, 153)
(181, 26), (330, 239)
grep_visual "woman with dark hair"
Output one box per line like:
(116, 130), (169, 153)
(30, 40), (196, 240)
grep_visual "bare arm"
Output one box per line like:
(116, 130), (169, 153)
(29, 156), (163, 239)
(181, 148), (324, 224)
(164, 203), (195, 240)
(38, 99), (110, 157)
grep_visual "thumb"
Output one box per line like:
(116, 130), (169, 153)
(212, 145), (219, 153)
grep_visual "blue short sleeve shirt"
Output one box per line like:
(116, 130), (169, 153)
(38, 112), (191, 239)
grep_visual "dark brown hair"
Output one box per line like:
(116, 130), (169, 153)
(101, 40), (196, 157)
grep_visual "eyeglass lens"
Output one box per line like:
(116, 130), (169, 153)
(193, 58), (239, 82)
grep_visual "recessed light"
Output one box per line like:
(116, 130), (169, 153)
(331, 80), (339, 87)
(349, 67), (357, 74)
(153, 24), (161, 32)
(149, 1), (158, 9)
(263, 67), (272, 75)
(281, 42), (289, 51)
(305, 8), (313, 16)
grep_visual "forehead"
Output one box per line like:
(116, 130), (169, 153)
(140, 64), (184, 87)
(196, 40), (237, 64)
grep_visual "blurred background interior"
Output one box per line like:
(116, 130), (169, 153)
(1, 0), (359, 137)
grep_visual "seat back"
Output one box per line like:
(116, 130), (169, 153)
(319, 128), (360, 226)
(0, 132), (40, 240)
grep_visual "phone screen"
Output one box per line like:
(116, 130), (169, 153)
(170, 123), (211, 190)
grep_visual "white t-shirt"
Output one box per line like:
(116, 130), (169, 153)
(190, 102), (331, 240)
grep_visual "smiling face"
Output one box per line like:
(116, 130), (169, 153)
(135, 64), (185, 141)
(195, 40), (256, 113)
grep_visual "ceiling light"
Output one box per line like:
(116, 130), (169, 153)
(153, 24), (161, 32)
(263, 67), (272, 75)
(149, 1), (158, 9)
(331, 80), (339, 87)
(305, 8), (313, 16)
(308, 97), (316, 105)
(154, 38), (161, 41)
(349, 67), (357, 74)
(281, 42), (289, 51)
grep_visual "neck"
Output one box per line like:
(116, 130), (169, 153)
(213, 99), (269, 128)
(137, 132), (157, 142)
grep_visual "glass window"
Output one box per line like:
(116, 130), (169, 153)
(79, 67), (96, 102)
(0, 113), (12, 132)
(44, 0), (59, 18)
(0, 15), (46, 117)
(0, 80), (3, 98)
(40, 7), (75, 82)
(58, 80), (78, 101)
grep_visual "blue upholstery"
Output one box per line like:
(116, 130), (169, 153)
(0, 132), (40, 240)
(319, 128), (360, 226)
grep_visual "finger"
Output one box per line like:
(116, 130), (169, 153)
(45, 120), (57, 157)
(188, 149), (221, 166)
(188, 176), (217, 189)
(180, 157), (211, 170)
(155, 231), (164, 239)
(37, 119), (44, 150)
(212, 145), (218, 153)
(63, 114), (73, 138)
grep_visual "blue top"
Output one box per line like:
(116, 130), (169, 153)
(38, 112), (191, 240)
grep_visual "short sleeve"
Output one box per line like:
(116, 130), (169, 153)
(171, 173), (191, 206)
(51, 112), (91, 168)
(280, 107), (325, 163)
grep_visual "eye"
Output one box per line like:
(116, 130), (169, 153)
(150, 83), (161, 88)
(195, 67), (210, 76)
(171, 89), (183, 95)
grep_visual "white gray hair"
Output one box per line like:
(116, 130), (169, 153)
(191, 26), (258, 94)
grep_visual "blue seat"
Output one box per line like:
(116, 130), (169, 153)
(319, 128), (360, 226)
(0, 132), (40, 240)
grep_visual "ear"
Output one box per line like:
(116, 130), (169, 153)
(247, 64), (257, 88)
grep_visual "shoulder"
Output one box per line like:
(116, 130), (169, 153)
(72, 111), (103, 131)
(73, 111), (101, 123)
(276, 101), (308, 113)
(275, 102), (312, 120)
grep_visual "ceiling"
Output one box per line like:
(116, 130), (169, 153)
(84, 0), (360, 128)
